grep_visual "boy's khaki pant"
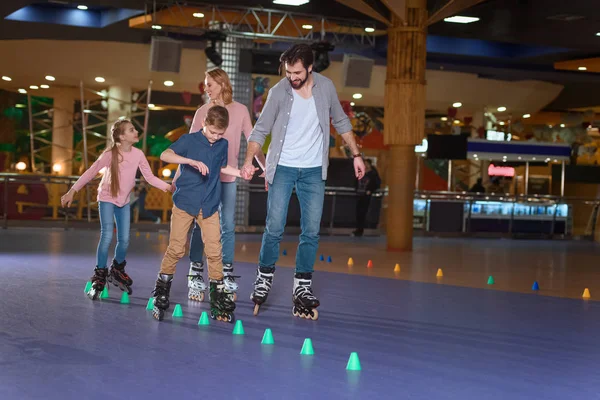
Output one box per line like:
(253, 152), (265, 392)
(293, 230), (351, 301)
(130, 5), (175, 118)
(160, 205), (223, 280)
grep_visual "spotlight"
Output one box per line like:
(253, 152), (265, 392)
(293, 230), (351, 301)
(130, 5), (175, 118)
(311, 41), (334, 73)
(205, 45), (222, 67)
(200, 31), (227, 67)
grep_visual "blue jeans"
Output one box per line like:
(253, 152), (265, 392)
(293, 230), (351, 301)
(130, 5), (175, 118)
(97, 201), (130, 268)
(259, 165), (325, 273)
(189, 181), (237, 265)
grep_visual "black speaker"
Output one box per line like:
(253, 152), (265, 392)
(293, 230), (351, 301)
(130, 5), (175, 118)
(239, 49), (281, 75)
(149, 36), (182, 73)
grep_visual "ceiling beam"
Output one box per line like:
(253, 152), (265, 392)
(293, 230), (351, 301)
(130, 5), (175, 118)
(380, 0), (406, 23)
(335, 0), (391, 25)
(427, 0), (486, 26)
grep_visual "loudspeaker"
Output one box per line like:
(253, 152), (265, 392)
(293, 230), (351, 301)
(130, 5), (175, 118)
(239, 49), (281, 75)
(149, 36), (182, 73)
(342, 54), (374, 88)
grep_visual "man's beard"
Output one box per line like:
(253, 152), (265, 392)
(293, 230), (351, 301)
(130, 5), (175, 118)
(288, 71), (309, 89)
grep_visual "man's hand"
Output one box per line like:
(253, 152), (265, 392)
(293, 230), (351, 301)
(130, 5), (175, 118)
(354, 156), (366, 180)
(240, 163), (256, 180)
(188, 160), (209, 175)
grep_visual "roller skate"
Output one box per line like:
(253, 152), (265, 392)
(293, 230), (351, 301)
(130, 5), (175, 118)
(292, 272), (320, 320)
(187, 261), (207, 302)
(86, 267), (108, 300)
(107, 259), (133, 295)
(151, 273), (173, 321)
(250, 266), (275, 316)
(209, 279), (236, 322)
(223, 263), (239, 302)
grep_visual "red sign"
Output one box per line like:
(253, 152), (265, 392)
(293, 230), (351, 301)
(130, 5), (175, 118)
(488, 164), (515, 177)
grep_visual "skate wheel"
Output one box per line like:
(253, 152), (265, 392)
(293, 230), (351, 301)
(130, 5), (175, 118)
(253, 304), (260, 316)
(309, 309), (318, 320)
(233, 293), (237, 302)
(153, 308), (164, 321)
(127, 286), (133, 295)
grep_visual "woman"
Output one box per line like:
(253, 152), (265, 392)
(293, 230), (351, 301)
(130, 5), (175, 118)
(179, 67), (265, 302)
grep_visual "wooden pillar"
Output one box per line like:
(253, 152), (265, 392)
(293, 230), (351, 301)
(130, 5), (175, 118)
(384, 0), (427, 251)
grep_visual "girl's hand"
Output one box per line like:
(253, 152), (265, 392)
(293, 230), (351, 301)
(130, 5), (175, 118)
(61, 190), (75, 208)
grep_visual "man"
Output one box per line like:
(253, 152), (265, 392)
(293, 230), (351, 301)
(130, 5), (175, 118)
(353, 159), (381, 237)
(241, 43), (365, 320)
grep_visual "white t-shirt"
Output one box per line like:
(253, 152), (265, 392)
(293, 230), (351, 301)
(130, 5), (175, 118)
(278, 89), (324, 168)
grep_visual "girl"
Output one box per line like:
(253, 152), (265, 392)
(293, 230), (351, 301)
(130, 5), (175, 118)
(61, 118), (171, 300)
(179, 68), (266, 302)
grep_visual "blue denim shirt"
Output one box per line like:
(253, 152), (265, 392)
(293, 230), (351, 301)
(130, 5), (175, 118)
(248, 72), (353, 184)
(170, 130), (228, 218)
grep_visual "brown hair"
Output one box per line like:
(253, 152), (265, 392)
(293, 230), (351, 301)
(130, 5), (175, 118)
(206, 68), (233, 105)
(204, 105), (229, 131)
(279, 43), (314, 73)
(104, 118), (130, 197)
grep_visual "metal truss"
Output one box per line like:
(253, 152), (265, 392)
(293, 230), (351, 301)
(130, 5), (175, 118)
(144, 0), (378, 47)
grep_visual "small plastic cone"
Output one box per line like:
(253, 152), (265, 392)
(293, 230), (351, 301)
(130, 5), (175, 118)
(282, 249), (287, 256)
(346, 352), (362, 371)
(120, 292), (130, 304)
(241, 244), (247, 251)
(532, 281), (539, 291)
(100, 286), (109, 299)
(84, 281), (92, 293)
(261, 328), (274, 345)
(198, 311), (210, 326)
(233, 320), (245, 335)
(393, 264), (400, 273)
(172, 304), (183, 318)
(582, 288), (591, 298)
(319, 255), (324, 261)
(367, 260), (373, 268)
(146, 233), (150, 239)
(327, 256), (332, 263)
(487, 276), (495, 285)
(436, 268), (444, 278)
(347, 257), (354, 267)
(136, 231), (140, 237)
(146, 297), (154, 310)
(300, 338), (314, 355)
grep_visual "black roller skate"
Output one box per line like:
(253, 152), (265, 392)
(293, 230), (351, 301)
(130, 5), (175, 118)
(209, 279), (236, 322)
(107, 259), (133, 295)
(187, 261), (207, 302)
(251, 266), (275, 316)
(223, 263), (240, 302)
(87, 267), (108, 300)
(292, 272), (320, 320)
(152, 273), (173, 321)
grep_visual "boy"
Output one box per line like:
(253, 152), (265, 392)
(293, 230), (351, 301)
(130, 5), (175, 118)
(151, 106), (255, 322)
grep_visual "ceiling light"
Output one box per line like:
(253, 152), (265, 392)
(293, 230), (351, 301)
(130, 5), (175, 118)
(453, 120), (460, 124)
(2, 76), (11, 81)
(148, 103), (156, 108)
(444, 16), (479, 24)
(18, 89), (27, 94)
(40, 84), (49, 89)
(272, 0), (310, 6)
(193, 12), (204, 18)
(302, 24), (313, 29)
(29, 85), (39, 90)
(452, 102), (462, 108)
(77, 5), (88, 10)
(473, 154), (478, 158)
(578, 67), (587, 71)
(441, 117), (448, 121)
(499, 121), (505, 125)
(597, 32), (600, 36)
(95, 76), (105, 83)
(364, 27), (375, 33)
(522, 114), (531, 119)
(352, 93), (362, 99)
(350, 102), (355, 106)
(164, 80), (174, 87)
(152, 25), (162, 30)
(497, 106), (507, 112)
(560, 123), (565, 128)
(45, 75), (55, 81)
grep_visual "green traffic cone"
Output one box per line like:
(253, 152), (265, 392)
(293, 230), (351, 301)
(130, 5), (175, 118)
(300, 338), (314, 355)
(198, 311), (210, 326)
(84, 281), (92, 293)
(146, 297), (154, 310)
(100, 286), (109, 299)
(346, 352), (362, 371)
(487, 276), (495, 285)
(232, 320), (245, 335)
(172, 304), (183, 318)
(120, 291), (130, 304)
(261, 328), (274, 345)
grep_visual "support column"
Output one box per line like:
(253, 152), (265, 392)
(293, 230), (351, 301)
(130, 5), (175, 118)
(106, 86), (132, 145)
(384, 1), (428, 251)
(52, 91), (75, 175)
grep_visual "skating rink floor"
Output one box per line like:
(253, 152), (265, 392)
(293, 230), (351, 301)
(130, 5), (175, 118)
(1, 227), (600, 399)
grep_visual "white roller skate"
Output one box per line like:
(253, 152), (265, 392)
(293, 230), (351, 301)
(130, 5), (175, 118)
(223, 263), (239, 302)
(187, 261), (207, 302)
(251, 266), (275, 316)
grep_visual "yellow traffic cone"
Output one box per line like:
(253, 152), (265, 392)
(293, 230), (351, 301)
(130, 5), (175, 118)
(347, 257), (354, 267)
(582, 288), (591, 299)
(436, 268), (444, 278)
(394, 264), (400, 273)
